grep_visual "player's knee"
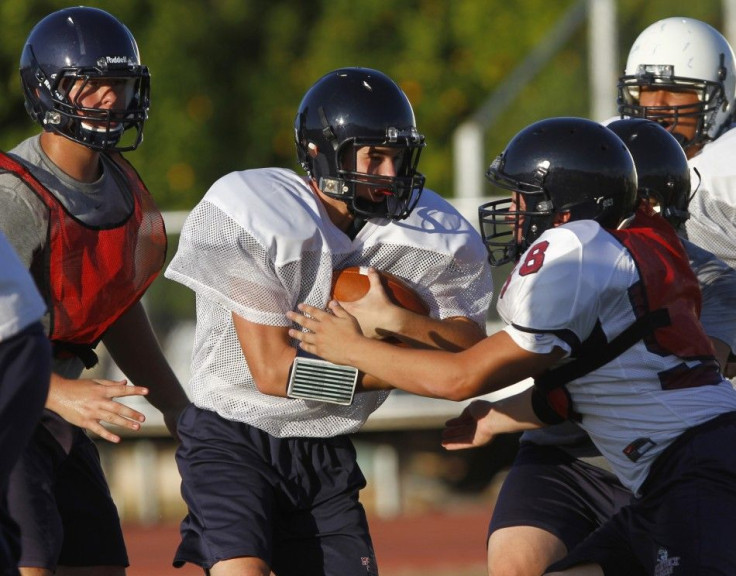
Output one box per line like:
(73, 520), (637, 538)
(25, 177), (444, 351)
(488, 554), (537, 576)
(487, 526), (566, 576)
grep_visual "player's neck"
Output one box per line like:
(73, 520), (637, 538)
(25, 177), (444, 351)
(39, 131), (102, 183)
(309, 179), (355, 233)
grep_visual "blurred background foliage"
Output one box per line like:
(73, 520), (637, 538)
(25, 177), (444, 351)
(0, 0), (728, 326)
(0, 0), (726, 207)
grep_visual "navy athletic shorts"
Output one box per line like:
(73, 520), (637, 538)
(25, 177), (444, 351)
(7, 411), (128, 570)
(173, 403), (378, 576)
(548, 412), (736, 575)
(488, 441), (631, 552)
(0, 323), (50, 573)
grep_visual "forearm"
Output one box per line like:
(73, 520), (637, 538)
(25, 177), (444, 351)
(387, 313), (486, 351)
(356, 371), (394, 392)
(342, 332), (534, 401)
(288, 303), (564, 402)
(232, 312), (298, 397)
(103, 301), (189, 413)
(45, 371), (69, 413)
(442, 387), (543, 451)
(354, 317), (486, 392)
(487, 387), (545, 433)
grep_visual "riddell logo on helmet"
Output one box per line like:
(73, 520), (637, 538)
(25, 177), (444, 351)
(97, 56), (131, 67)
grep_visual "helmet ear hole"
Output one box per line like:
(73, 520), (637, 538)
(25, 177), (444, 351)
(307, 143), (319, 158)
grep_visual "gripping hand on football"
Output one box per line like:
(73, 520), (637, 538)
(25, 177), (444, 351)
(287, 301), (372, 367)
(338, 267), (405, 340)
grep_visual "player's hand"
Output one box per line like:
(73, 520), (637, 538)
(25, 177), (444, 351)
(47, 375), (149, 443)
(287, 301), (364, 365)
(441, 400), (496, 450)
(339, 267), (403, 339)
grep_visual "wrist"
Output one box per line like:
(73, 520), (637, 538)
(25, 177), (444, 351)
(375, 306), (411, 341)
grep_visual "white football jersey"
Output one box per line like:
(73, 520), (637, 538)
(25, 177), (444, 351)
(686, 127), (736, 270)
(521, 235), (736, 452)
(497, 220), (736, 494)
(166, 167), (493, 438)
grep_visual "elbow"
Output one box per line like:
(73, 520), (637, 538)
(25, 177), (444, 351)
(251, 367), (289, 397)
(443, 387), (478, 402)
(430, 374), (481, 402)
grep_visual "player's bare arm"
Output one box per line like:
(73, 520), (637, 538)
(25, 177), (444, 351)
(341, 267), (485, 350)
(103, 301), (189, 438)
(232, 312), (296, 398)
(288, 302), (564, 400)
(233, 310), (399, 396)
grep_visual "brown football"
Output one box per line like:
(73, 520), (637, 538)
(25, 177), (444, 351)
(331, 267), (430, 316)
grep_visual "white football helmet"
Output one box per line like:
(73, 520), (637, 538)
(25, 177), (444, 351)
(618, 17), (736, 150)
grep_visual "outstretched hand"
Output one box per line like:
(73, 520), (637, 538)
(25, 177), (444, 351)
(441, 400), (496, 450)
(287, 301), (366, 366)
(47, 375), (149, 443)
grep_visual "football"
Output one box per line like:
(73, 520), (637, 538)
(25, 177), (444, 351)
(331, 266), (429, 316)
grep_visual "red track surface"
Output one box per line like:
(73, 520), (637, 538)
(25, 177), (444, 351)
(125, 509), (490, 576)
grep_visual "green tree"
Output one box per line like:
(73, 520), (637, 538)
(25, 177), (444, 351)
(0, 0), (727, 327)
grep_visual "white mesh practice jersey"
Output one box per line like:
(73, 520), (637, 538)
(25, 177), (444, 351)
(497, 220), (736, 494)
(165, 167), (492, 438)
(0, 231), (45, 341)
(686, 127), (736, 270)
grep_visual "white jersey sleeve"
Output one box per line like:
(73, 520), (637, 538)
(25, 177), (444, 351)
(497, 222), (612, 356)
(685, 128), (736, 270)
(0, 231), (46, 341)
(681, 237), (736, 352)
(166, 168), (345, 327)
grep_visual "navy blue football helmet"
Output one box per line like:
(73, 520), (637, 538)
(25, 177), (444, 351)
(20, 6), (150, 151)
(295, 67), (425, 220)
(480, 117), (638, 266)
(607, 118), (691, 228)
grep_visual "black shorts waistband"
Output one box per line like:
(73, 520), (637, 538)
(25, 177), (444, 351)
(641, 411), (736, 495)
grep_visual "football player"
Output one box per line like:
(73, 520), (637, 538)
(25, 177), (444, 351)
(483, 118), (736, 576)
(288, 117), (736, 575)
(479, 19), (736, 576)
(0, 7), (189, 575)
(619, 17), (736, 361)
(164, 67), (492, 575)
